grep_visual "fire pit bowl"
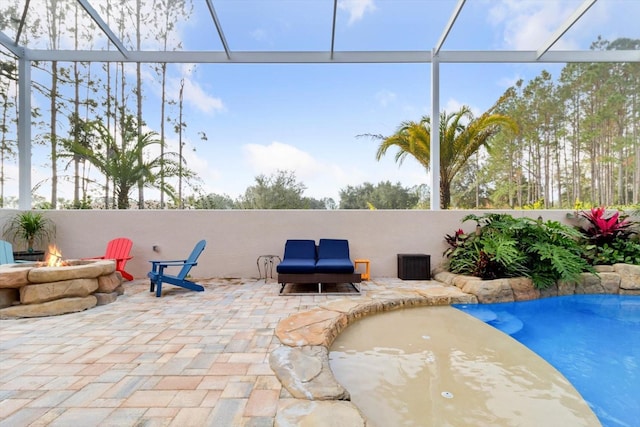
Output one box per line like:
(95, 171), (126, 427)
(0, 259), (124, 319)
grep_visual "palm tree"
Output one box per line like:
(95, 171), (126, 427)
(67, 119), (190, 209)
(374, 102), (518, 209)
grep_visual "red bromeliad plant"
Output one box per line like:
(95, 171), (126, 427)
(443, 228), (469, 257)
(578, 207), (632, 245)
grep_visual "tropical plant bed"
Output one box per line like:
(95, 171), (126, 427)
(434, 263), (640, 304)
(443, 210), (640, 293)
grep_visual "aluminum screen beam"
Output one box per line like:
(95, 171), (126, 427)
(22, 48), (639, 63)
(23, 49), (432, 63)
(434, 0), (465, 55)
(430, 52), (440, 210)
(18, 58), (31, 209)
(76, 0), (129, 58)
(330, 0), (338, 60)
(205, 0), (230, 59)
(537, 0), (597, 59)
(0, 31), (24, 58)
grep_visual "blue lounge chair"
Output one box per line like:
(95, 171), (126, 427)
(276, 238), (361, 294)
(148, 240), (206, 297)
(276, 240), (317, 274)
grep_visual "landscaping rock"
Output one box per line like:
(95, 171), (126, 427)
(27, 260), (114, 283)
(0, 265), (31, 289)
(94, 291), (119, 306)
(557, 280), (576, 295)
(275, 308), (348, 347)
(615, 263), (640, 290)
(0, 295), (97, 318)
(508, 277), (540, 301)
(20, 278), (99, 304)
(539, 283), (558, 298)
(275, 399), (366, 427)
(599, 272), (621, 293)
(575, 273), (604, 294)
(461, 278), (514, 303)
(97, 272), (122, 293)
(0, 288), (19, 308)
(269, 346), (349, 401)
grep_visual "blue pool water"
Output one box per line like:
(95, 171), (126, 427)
(454, 295), (640, 427)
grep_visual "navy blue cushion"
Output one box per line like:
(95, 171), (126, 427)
(316, 239), (354, 273)
(283, 240), (316, 259)
(277, 258), (317, 273)
(317, 239), (350, 260)
(315, 258), (355, 273)
(276, 240), (317, 274)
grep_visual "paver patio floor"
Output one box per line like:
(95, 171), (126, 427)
(0, 278), (421, 426)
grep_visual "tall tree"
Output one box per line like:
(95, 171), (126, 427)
(152, 0), (191, 209)
(66, 116), (192, 209)
(372, 100), (518, 209)
(44, 0), (70, 209)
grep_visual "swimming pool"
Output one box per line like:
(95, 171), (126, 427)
(454, 295), (640, 427)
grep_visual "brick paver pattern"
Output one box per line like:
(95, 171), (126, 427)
(0, 278), (402, 426)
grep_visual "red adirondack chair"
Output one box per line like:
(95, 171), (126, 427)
(90, 238), (134, 281)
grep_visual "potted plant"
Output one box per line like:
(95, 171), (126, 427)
(2, 211), (56, 261)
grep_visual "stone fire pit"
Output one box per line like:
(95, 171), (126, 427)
(0, 259), (124, 319)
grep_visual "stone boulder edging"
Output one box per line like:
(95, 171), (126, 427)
(0, 260), (124, 318)
(271, 285), (477, 425)
(435, 263), (640, 303)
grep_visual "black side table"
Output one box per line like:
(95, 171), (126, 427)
(397, 254), (431, 280)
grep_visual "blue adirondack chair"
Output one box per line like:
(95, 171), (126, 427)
(147, 240), (206, 297)
(0, 240), (14, 265)
(0, 240), (33, 265)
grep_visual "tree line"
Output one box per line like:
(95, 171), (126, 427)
(469, 37), (639, 209)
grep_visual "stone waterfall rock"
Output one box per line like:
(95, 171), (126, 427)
(269, 345), (350, 401)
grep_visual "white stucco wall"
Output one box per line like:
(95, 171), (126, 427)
(0, 209), (572, 280)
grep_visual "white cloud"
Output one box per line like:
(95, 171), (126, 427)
(375, 90), (396, 107)
(243, 141), (322, 178)
(242, 141), (357, 200)
(487, 1), (580, 50)
(338, 0), (376, 25)
(180, 79), (225, 115)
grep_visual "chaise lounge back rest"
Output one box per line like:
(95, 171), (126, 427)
(276, 240), (317, 274)
(315, 239), (355, 273)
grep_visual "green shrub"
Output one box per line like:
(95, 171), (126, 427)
(573, 206), (640, 265)
(444, 213), (594, 289)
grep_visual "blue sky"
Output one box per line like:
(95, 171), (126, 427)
(5, 0), (640, 205)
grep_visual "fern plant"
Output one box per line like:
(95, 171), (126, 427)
(444, 213), (593, 289)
